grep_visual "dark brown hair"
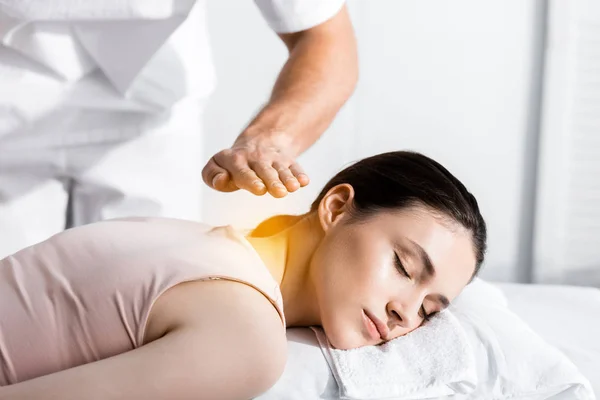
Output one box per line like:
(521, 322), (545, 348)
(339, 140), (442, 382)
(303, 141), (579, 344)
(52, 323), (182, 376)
(252, 151), (487, 275)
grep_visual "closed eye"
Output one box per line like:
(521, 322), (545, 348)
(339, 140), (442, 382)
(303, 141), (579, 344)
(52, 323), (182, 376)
(394, 253), (411, 279)
(394, 253), (439, 322)
(421, 309), (438, 322)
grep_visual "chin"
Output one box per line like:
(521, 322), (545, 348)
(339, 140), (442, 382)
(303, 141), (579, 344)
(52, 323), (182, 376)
(322, 322), (369, 350)
(328, 335), (369, 350)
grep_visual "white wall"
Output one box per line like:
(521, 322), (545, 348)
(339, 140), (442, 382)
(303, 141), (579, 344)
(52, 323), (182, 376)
(203, 1), (540, 282)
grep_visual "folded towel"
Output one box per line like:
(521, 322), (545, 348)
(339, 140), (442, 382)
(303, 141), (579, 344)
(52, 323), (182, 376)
(314, 279), (596, 400)
(313, 309), (477, 400)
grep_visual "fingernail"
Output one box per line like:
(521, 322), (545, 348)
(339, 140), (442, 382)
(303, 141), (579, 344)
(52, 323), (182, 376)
(298, 174), (310, 184)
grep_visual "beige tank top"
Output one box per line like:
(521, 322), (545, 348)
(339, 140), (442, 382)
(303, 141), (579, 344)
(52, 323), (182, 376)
(0, 217), (284, 386)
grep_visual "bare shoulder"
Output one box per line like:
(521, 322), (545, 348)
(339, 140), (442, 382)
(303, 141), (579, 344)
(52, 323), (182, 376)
(146, 278), (287, 369)
(146, 278), (286, 342)
(144, 279), (287, 396)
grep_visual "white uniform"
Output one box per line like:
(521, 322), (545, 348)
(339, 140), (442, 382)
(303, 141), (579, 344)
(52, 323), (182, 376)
(0, 0), (345, 258)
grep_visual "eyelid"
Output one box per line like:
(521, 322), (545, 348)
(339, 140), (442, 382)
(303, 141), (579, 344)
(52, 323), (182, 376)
(421, 305), (430, 321)
(422, 308), (439, 322)
(394, 253), (411, 279)
(395, 252), (437, 322)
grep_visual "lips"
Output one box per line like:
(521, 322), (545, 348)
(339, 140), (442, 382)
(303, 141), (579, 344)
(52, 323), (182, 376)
(363, 310), (389, 341)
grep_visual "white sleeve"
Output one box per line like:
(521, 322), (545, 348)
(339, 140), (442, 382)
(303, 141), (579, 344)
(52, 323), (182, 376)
(0, 0), (196, 20)
(254, 0), (346, 34)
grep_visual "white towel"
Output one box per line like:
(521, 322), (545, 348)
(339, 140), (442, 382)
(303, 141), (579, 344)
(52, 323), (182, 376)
(313, 310), (477, 400)
(315, 279), (596, 400)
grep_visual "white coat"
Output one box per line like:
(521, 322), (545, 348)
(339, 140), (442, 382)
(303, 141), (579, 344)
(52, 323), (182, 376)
(0, 0), (345, 257)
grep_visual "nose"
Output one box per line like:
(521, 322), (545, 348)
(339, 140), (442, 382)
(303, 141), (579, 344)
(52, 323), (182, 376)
(386, 295), (423, 333)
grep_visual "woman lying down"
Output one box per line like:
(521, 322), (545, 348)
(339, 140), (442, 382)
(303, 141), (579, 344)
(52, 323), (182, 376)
(0, 151), (487, 399)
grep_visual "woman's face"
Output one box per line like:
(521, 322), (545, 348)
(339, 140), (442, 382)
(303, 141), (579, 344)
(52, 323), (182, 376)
(309, 190), (477, 350)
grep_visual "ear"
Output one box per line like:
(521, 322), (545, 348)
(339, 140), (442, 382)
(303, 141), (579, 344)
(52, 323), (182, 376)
(317, 184), (355, 233)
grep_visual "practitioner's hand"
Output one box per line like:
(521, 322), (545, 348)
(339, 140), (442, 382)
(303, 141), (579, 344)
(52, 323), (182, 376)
(202, 136), (310, 198)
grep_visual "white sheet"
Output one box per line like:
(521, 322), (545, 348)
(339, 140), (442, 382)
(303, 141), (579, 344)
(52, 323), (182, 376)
(496, 283), (600, 398)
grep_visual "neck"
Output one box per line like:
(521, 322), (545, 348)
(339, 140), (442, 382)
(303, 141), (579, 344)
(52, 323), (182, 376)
(245, 214), (323, 327)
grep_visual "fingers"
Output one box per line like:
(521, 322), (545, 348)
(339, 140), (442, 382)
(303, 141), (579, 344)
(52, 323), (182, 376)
(252, 161), (288, 198)
(202, 157), (238, 192)
(235, 166), (269, 196)
(214, 151), (267, 196)
(289, 163), (310, 187)
(206, 148), (310, 197)
(273, 162), (300, 193)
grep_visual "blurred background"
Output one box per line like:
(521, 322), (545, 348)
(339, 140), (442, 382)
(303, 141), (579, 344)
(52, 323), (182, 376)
(202, 0), (600, 286)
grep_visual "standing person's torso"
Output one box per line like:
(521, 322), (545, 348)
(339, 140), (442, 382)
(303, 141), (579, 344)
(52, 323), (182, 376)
(0, 0), (215, 137)
(0, 217), (284, 386)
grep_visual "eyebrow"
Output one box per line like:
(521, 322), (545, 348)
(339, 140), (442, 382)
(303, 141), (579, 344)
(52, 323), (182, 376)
(407, 239), (436, 280)
(406, 239), (450, 309)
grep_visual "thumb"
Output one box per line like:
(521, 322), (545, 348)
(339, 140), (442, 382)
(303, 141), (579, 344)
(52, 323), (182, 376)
(202, 158), (239, 192)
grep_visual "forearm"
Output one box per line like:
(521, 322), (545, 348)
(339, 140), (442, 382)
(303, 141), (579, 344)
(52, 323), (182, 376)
(0, 331), (192, 400)
(238, 6), (358, 156)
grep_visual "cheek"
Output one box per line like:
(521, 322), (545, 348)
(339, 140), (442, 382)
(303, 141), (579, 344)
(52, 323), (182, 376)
(347, 233), (395, 291)
(311, 235), (356, 298)
(310, 232), (401, 349)
(315, 230), (392, 301)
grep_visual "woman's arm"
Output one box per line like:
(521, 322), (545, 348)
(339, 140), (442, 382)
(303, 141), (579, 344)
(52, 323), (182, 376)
(0, 280), (287, 400)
